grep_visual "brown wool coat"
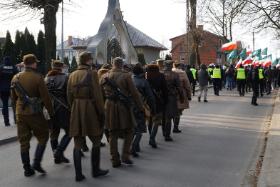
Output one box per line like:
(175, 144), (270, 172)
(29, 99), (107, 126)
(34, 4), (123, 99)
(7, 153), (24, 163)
(100, 68), (143, 130)
(67, 65), (105, 137)
(172, 68), (192, 110)
(11, 68), (54, 116)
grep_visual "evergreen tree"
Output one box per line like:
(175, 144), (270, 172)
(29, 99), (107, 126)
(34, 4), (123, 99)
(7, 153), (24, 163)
(24, 28), (36, 55)
(165, 54), (172, 60)
(70, 56), (78, 72)
(64, 57), (70, 73)
(14, 30), (24, 64)
(2, 31), (15, 64)
(137, 53), (146, 65)
(36, 31), (46, 74)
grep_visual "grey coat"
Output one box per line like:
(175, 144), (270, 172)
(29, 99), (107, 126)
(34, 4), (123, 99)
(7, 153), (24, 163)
(198, 69), (210, 87)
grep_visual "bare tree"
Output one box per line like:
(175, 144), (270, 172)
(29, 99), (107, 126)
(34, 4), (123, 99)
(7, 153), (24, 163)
(188, 0), (202, 67)
(0, 0), (64, 70)
(205, 0), (247, 41)
(242, 0), (280, 37)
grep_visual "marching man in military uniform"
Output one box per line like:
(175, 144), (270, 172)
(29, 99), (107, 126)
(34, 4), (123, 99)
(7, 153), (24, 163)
(11, 54), (54, 177)
(67, 52), (109, 182)
(45, 60), (71, 164)
(163, 60), (180, 141)
(100, 57), (143, 168)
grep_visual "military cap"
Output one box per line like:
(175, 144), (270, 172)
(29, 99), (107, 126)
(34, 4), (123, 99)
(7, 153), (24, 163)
(164, 60), (174, 66)
(51, 60), (64, 69)
(156, 59), (164, 65)
(79, 51), (93, 65)
(101, 63), (112, 70)
(23, 54), (39, 65)
(112, 57), (124, 66)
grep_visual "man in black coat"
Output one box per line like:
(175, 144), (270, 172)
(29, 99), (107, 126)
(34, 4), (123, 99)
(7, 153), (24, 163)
(0, 56), (18, 126)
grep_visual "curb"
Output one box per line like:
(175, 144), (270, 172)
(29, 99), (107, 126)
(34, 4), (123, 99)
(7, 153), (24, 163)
(257, 90), (280, 187)
(0, 136), (17, 146)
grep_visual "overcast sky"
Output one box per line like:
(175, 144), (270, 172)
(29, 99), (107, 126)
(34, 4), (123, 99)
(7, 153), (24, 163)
(0, 0), (279, 58)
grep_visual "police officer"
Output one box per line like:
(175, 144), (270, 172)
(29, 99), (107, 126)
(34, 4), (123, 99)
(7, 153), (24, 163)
(236, 64), (246, 96)
(212, 65), (222, 96)
(163, 60), (180, 141)
(45, 60), (71, 164)
(67, 52), (109, 182)
(190, 66), (197, 96)
(11, 54), (54, 177)
(100, 57), (143, 167)
(0, 56), (18, 126)
(251, 65), (260, 106)
(259, 67), (265, 97)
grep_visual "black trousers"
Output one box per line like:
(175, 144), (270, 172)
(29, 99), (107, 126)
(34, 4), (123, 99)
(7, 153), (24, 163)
(259, 79), (265, 96)
(0, 91), (10, 125)
(237, 80), (246, 96)
(212, 79), (221, 95)
(252, 82), (259, 104)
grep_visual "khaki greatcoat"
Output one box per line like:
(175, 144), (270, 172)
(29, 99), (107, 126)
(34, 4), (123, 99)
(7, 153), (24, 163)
(67, 65), (105, 137)
(172, 68), (192, 110)
(100, 68), (143, 131)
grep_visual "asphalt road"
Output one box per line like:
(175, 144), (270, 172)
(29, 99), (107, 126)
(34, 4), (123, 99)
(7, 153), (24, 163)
(0, 89), (276, 187)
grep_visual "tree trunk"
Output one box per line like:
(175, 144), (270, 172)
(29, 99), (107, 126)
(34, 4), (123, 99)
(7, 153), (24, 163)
(43, 4), (59, 73)
(189, 0), (200, 67)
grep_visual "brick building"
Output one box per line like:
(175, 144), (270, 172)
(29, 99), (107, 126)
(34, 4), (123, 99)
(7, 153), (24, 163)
(170, 26), (228, 66)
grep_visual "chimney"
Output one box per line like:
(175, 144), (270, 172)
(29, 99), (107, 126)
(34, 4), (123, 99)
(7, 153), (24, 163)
(197, 25), (204, 31)
(68, 36), (73, 46)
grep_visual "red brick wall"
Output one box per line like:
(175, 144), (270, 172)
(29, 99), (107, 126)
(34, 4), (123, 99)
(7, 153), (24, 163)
(170, 31), (227, 66)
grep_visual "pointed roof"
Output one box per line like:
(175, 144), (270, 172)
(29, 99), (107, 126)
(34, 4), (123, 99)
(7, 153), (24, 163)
(86, 0), (167, 51)
(126, 23), (167, 50)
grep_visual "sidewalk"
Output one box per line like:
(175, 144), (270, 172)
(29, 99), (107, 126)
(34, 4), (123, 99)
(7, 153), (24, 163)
(0, 108), (17, 146)
(258, 90), (280, 187)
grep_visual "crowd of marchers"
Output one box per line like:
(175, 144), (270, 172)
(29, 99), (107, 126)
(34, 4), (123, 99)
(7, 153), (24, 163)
(0, 52), (279, 182)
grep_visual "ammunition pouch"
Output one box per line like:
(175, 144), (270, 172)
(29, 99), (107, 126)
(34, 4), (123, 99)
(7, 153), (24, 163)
(27, 97), (43, 114)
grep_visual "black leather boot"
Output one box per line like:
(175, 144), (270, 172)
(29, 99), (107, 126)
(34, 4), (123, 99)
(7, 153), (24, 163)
(173, 116), (182, 133)
(81, 138), (89, 152)
(149, 125), (158, 148)
(32, 144), (47, 174)
(73, 149), (85, 182)
(92, 147), (109, 178)
(54, 135), (71, 164)
(21, 152), (35, 177)
(50, 139), (58, 152)
(131, 134), (142, 157)
(164, 120), (173, 141)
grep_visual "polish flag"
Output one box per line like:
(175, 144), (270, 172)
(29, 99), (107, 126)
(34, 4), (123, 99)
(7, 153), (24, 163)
(242, 57), (253, 65)
(262, 59), (272, 68)
(235, 59), (242, 69)
(246, 50), (252, 56)
(221, 42), (237, 52)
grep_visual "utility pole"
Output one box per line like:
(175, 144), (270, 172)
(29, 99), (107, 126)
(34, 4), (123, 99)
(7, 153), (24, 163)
(61, 0), (64, 61)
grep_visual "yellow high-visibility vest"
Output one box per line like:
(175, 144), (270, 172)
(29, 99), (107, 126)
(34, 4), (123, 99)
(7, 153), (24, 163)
(208, 68), (213, 78)
(237, 68), (246, 80)
(190, 68), (197, 80)
(259, 69), (264, 80)
(212, 68), (221, 79)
